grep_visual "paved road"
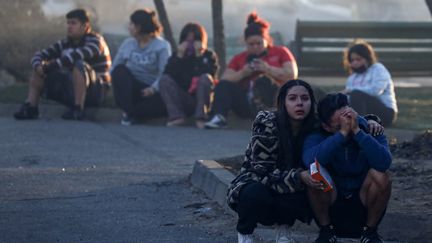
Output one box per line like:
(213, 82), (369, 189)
(0, 117), (251, 242)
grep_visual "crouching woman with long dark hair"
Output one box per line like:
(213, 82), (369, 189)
(227, 79), (324, 243)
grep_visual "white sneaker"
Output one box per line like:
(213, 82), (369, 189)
(238, 232), (254, 243)
(204, 114), (227, 129)
(275, 225), (296, 243)
(120, 113), (132, 126)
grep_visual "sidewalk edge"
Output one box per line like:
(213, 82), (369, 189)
(190, 160), (236, 217)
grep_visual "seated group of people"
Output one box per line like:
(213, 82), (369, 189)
(13, 8), (397, 243)
(13, 8), (398, 129)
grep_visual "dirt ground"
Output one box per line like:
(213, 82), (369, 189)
(217, 131), (432, 242)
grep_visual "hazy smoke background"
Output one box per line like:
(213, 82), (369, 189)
(0, 0), (430, 82)
(40, 0), (431, 42)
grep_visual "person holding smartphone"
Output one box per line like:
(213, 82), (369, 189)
(204, 11), (298, 129)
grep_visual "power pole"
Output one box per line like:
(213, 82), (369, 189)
(211, 0), (226, 74)
(153, 0), (177, 52)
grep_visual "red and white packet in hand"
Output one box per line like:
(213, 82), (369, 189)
(310, 159), (334, 192)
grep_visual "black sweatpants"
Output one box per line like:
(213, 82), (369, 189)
(235, 182), (311, 234)
(348, 90), (397, 127)
(111, 65), (166, 119)
(210, 80), (253, 118)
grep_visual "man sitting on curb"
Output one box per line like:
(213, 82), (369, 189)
(14, 8), (111, 120)
(302, 93), (392, 243)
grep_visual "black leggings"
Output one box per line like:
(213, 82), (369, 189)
(235, 182), (311, 234)
(348, 90), (396, 127)
(111, 65), (166, 119)
(210, 80), (253, 118)
(211, 76), (278, 118)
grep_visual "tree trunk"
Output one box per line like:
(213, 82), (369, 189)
(426, 0), (432, 16)
(211, 0), (226, 75)
(153, 0), (177, 52)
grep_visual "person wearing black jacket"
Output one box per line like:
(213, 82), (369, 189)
(159, 22), (218, 128)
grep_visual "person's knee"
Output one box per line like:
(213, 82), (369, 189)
(367, 169), (392, 192)
(238, 183), (271, 208)
(111, 65), (132, 87)
(72, 60), (86, 74)
(71, 61), (89, 85)
(307, 186), (335, 203)
(349, 90), (367, 100)
(198, 74), (212, 86)
(159, 74), (175, 91)
(111, 64), (129, 80)
(214, 79), (232, 92)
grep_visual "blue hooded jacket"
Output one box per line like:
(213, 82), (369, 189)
(302, 117), (392, 194)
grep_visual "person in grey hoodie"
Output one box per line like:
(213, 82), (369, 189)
(111, 9), (171, 125)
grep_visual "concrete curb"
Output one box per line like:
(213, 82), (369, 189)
(190, 160), (278, 242)
(190, 160), (236, 217)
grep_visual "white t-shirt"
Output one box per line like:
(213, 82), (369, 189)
(346, 63), (398, 112)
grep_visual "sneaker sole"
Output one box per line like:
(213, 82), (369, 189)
(121, 120), (132, 126)
(204, 123), (227, 129)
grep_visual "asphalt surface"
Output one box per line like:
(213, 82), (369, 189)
(0, 110), (421, 243)
(0, 117), (251, 242)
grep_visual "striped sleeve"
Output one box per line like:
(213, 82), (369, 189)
(45, 35), (104, 71)
(31, 40), (63, 69)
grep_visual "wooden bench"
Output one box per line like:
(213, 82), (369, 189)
(292, 21), (432, 76)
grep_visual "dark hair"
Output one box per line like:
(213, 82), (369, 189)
(275, 79), (317, 169)
(179, 22), (208, 49)
(130, 9), (162, 36)
(317, 93), (349, 125)
(66, 9), (90, 24)
(244, 12), (273, 45)
(343, 40), (377, 72)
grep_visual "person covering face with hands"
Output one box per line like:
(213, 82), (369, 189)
(159, 22), (218, 128)
(303, 93), (391, 243)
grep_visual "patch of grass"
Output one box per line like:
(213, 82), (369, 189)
(0, 84), (28, 104)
